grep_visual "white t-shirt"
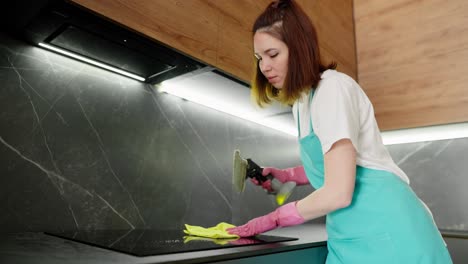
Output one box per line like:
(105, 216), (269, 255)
(292, 70), (410, 184)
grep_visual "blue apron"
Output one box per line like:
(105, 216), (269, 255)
(297, 90), (452, 263)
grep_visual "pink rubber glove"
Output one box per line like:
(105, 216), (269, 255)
(227, 202), (305, 237)
(253, 166), (309, 192)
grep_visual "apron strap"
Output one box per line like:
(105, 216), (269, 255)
(296, 102), (302, 138)
(296, 89), (315, 139)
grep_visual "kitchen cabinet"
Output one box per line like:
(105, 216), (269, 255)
(206, 246), (327, 264)
(355, 0), (468, 130)
(444, 236), (468, 264)
(69, 0), (356, 83)
(67, 0), (468, 130)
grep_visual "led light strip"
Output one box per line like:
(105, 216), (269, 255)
(38, 43), (145, 82)
(381, 122), (468, 145)
(160, 79), (468, 143)
(159, 81), (297, 137)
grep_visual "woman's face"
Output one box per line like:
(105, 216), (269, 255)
(253, 31), (289, 89)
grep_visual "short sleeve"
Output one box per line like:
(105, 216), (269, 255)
(312, 76), (361, 154)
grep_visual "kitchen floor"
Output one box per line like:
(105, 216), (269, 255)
(444, 237), (468, 264)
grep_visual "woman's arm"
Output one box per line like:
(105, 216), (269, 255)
(296, 138), (356, 220)
(227, 138), (357, 237)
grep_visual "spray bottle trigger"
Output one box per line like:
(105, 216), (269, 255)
(246, 158), (268, 183)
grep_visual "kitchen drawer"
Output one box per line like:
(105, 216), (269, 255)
(206, 245), (328, 264)
(444, 237), (468, 264)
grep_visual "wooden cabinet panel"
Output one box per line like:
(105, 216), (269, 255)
(355, 0), (468, 130)
(70, 0), (356, 83)
(208, 0), (271, 82)
(302, 0), (356, 79)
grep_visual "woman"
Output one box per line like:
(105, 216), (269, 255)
(227, 0), (452, 263)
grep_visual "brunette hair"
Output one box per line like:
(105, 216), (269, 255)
(251, 0), (336, 106)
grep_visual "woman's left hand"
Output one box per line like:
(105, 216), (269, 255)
(227, 202), (305, 237)
(227, 214), (276, 237)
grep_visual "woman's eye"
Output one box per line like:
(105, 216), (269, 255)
(270, 53), (278, 58)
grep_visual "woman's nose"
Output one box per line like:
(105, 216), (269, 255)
(260, 60), (271, 73)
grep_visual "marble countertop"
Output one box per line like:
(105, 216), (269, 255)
(0, 223), (327, 264)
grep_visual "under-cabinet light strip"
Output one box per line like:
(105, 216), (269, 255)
(381, 122), (468, 145)
(158, 82), (297, 137)
(159, 80), (468, 144)
(38, 43), (145, 82)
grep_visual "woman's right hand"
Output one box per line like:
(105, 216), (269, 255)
(251, 166), (309, 192)
(262, 167), (291, 183)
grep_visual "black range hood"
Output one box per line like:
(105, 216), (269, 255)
(2, 0), (205, 83)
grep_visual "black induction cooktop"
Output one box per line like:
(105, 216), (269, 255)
(44, 229), (298, 257)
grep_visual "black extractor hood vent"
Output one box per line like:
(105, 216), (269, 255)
(15, 0), (205, 83)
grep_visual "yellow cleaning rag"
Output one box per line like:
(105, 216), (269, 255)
(183, 235), (238, 245)
(184, 222), (239, 239)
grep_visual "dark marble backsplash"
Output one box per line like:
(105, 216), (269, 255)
(1, 32), (466, 233)
(386, 139), (468, 231)
(0, 33), (311, 232)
